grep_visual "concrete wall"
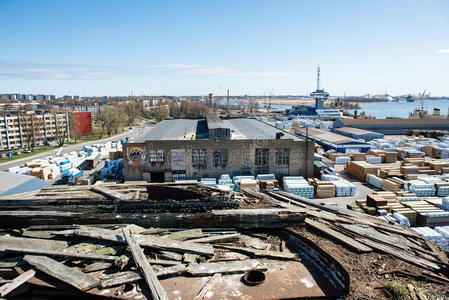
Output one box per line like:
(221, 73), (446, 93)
(124, 139), (314, 181)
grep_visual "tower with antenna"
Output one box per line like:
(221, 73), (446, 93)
(310, 66), (329, 109)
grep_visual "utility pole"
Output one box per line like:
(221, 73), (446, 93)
(226, 89), (230, 115)
(305, 126), (309, 179)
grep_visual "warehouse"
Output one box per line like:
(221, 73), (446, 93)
(296, 127), (371, 153)
(124, 117), (314, 182)
(333, 126), (384, 141)
(334, 118), (449, 135)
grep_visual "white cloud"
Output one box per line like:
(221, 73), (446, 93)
(436, 49), (449, 54)
(144, 64), (290, 77)
(0, 61), (126, 80)
(143, 64), (205, 69)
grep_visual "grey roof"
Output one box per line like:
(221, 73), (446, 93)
(206, 114), (225, 130)
(225, 119), (303, 141)
(0, 171), (50, 197)
(136, 119), (198, 141)
(136, 118), (303, 142)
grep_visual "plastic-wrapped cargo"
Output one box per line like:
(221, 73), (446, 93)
(283, 176), (314, 198)
(411, 227), (448, 249)
(366, 155), (381, 164)
(393, 212), (411, 227)
(256, 174), (275, 181)
(335, 156), (351, 165)
(320, 174), (356, 196)
(201, 178), (217, 187)
(409, 180), (436, 197)
(367, 174), (383, 189)
(441, 197), (449, 211)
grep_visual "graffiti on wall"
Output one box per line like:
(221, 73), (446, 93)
(126, 147), (147, 166)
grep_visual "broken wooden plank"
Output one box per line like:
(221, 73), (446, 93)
(305, 219), (372, 253)
(147, 259), (181, 267)
(158, 251), (183, 261)
(90, 185), (132, 201)
(355, 237), (441, 272)
(23, 255), (100, 291)
(424, 239), (448, 264)
(5, 247), (119, 261)
(187, 260), (266, 276)
(0, 236), (68, 252)
(99, 264), (188, 288)
(122, 227), (168, 300)
(194, 273), (222, 300)
(217, 245), (299, 260)
(209, 251), (250, 262)
(83, 262), (113, 273)
(0, 269), (35, 297)
(183, 253), (198, 264)
(167, 229), (203, 241)
(189, 233), (240, 244)
(74, 226), (215, 256)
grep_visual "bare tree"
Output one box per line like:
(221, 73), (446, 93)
(50, 113), (69, 147)
(153, 105), (170, 121)
(19, 114), (36, 151)
(97, 105), (124, 136)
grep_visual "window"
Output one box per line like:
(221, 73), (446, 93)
(255, 148), (269, 165)
(213, 149), (228, 167)
(156, 150), (164, 162)
(149, 149), (165, 163)
(192, 149), (207, 167)
(276, 149), (289, 166)
(149, 150), (157, 163)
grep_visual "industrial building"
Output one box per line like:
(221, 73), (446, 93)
(296, 127), (371, 153)
(334, 118), (449, 135)
(333, 126), (384, 141)
(124, 117), (314, 182)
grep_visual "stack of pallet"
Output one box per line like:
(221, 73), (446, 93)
(385, 151), (398, 163)
(328, 153), (346, 162)
(309, 178), (335, 198)
(239, 179), (259, 192)
(109, 151), (123, 160)
(350, 153), (366, 161)
(382, 178), (400, 192)
(344, 161), (379, 182)
(259, 179), (279, 191)
(367, 150), (386, 162)
(426, 160), (449, 174)
(366, 194), (387, 208)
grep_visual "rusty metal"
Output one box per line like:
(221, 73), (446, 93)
(242, 270), (265, 286)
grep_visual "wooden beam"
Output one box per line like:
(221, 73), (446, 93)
(424, 239), (448, 264)
(122, 227), (168, 300)
(167, 229), (203, 241)
(194, 273), (222, 300)
(305, 219), (372, 253)
(23, 255), (100, 291)
(187, 260), (266, 276)
(0, 236), (68, 252)
(0, 269), (35, 297)
(5, 247), (119, 261)
(90, 185), (132, 201)
(0, 208), (306, 229)
(189, 233), (241, 244)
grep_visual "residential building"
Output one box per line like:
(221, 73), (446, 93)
(0, 112), (71, 150)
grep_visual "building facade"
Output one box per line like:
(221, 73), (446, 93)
(0, 112), (71, 150)
(124, 118), (314, 182)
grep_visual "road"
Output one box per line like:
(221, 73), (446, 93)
(0, 122), (154, 171)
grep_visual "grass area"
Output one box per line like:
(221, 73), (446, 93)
(0, 147), (55, 163)
(385, 281), (410, 300)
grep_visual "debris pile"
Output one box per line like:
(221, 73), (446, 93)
(0, 224), (349, 299)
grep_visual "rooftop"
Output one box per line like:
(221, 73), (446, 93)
(334, 126), (383, 136)
(297, 128), (367, 145)
(0, 171), (50, 196)
(339, 118), (449, 126)
(136, 118), (304, 142)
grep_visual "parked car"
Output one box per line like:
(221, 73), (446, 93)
(23, 149), (32, 154)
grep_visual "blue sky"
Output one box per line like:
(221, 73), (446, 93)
(0, 0), (448, 96)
